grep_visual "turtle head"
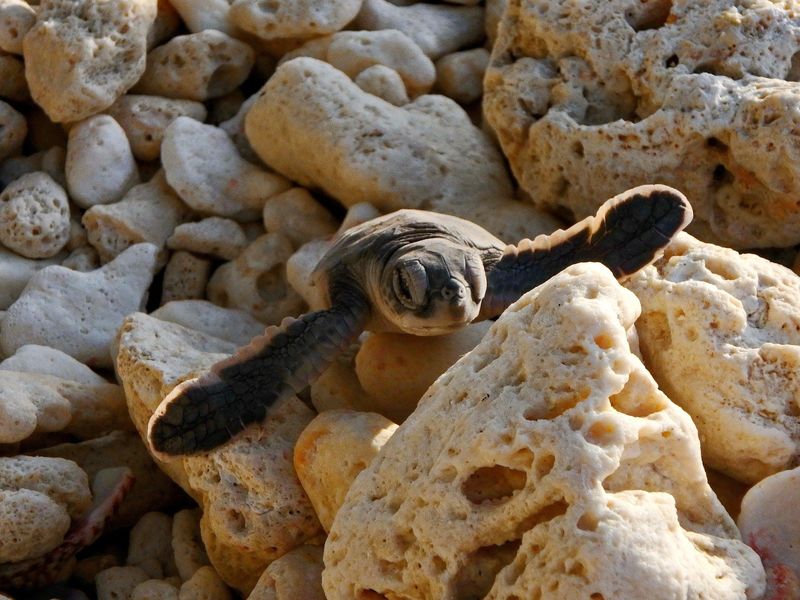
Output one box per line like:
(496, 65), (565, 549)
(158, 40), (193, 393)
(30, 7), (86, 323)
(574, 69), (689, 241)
(380, 240), (486, 335)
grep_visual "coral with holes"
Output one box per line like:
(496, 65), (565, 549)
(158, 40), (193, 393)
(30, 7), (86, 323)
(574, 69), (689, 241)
(625, 233), (800, 484)
(485, 0), (800, 248)
(323, 263), (765, 599)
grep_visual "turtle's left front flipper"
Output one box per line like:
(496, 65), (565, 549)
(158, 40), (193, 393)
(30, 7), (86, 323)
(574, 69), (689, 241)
(148, 282), (370, 457)
(479, 185), (692, 319)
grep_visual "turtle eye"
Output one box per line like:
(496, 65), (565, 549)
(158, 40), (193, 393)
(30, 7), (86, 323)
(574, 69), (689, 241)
(393, 261), (428, 309)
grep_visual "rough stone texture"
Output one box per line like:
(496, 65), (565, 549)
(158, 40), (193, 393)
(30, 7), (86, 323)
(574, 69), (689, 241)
(354, 0), (485, 60)
(62, 246), (101, 272)
(294, 410), (397, 532)
(0, 100), (25, 162)
(355, 322), (492, 422)
(738, 467), (800, 598)
(1, 243), (159, 368)
(163, 117), (291, 221)
(151, 300), (264, 347)
(354, 64), (409, 106)
(33, 431), (186, 530)
(113, 313), (323, 594)
(148, 0), (181, 49)
(262, 188), (337, 249)
(0, 172), (70, 259)
(160, 251), (212, 305)
(0, 246), (62, 310)
(66, 115), (140, 209)
(23, 0), (157, 123)
(436, 48), (490, 105)
(327, 30), (435, 97)
(172, 508), (210, 581)
(485, 0), (506, 46)
(245, 58), (560, 242)
(83, 170), (190, 263)
(167, 218), (248, 261)
(0, 344), (105, 385)
(0, 53), (28, 102)
(324, 263), (764, 599)
(229, 0), (363, 41)
(127, 512), (178, 579)
(96, 566), (151, 600)
(248, 546), (325, 600)
(626, 233), (800, 484)
(0, 0), (35, 54)
(179, 566), (232, 600)
(168, 0), (238, 37)
(133, 30), (254, 102)
(486, 0), (800, 249)
(218, 92), (261, 164)
(131, 580), (179, 600)
(207, 233), (305, 325)
(106, 95), (208, 162)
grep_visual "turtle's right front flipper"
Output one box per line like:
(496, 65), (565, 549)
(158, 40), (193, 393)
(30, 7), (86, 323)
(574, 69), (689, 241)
(148, 282), (370, 457)
(479, 185), (693, 319)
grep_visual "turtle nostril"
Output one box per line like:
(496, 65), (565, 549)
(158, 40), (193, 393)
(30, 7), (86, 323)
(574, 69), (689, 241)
(442, 280), (466, 301)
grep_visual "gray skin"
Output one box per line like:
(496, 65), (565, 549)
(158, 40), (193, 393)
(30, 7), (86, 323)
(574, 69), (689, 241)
(149, 184), (693, 457)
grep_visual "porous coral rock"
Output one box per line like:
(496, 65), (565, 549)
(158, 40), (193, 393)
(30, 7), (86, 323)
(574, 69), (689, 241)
(435, 48), (490, 105)
(133, 30), (254, 102)
(353, 0), (485, 60)
(65, 115), (140, 209)
(0, 100), (25, 162)
(0, 246), (62, 310)
(485, 0), (800, 248)
(0, 0), (35, 54)
(228, 0), (363, 41)
(0, 53), (28, 102)
(0, 243), (160, 367)
(294, 410), (398, 532)
(62, 246), (101, 272)
(207, 232), (304, 325)
(172, 508), (210, 581)
(354, 64), (409, 106)
(167, 217), (248, 261)
(106, 95), (208, 162)
(151, 300), (263, 347)
(626, 233), (800, 484)
(83, 170), (191, 263)
(323, 263), (765, 599)
(96, 566), (151, 600)
(160, 251), (212, 304)
(245, 58), (559, 242)
(131, 579), (179, 600)
(162, 116), (291, 221)
(178, 566), (232, 600)
(167, 0), (238, 36)
(248, 546), (325, 600)
(327, 30), (436, 97)
(261, 188), (337, 249)
(113, 313), (323, 593)
(0, 172), (71, 259)
(23, 0), (157, 123)
(0, 344), (105, 385)
(127, 512), (178, 579)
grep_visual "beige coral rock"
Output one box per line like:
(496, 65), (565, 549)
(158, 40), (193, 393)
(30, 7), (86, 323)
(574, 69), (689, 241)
(0, 100), (25, 162)
(132, 579), (180, 600)
(66, 115), (140, 209)
(0, 246), (62, 310)
(0, 455), (91, 517)
(163, 116), (291, 221)
(327, 30), (436, 97)
(485, 0), (506, 47)
(436, 48), (490, 105)
(0, 489), (71, 563)
(0, 243), (160, 367)
(311, 340), (376, 415)
(83, 170), (191, 263)
(294, 410), (397, 532)
(96, 566), (152, 600)
(106, 95), (208, 162)
(167, 0), (238, 36)
(0, 0), (35, 54)
(133, 30), (254, 102)
(354, 64), (409, 106)
(179, 566), (233, 600)
(248, 546), (325, 600)
(152, 301), (264, 347)
(113, 313), (323, 593)
(172, 508), (210, 582)
(0, 172), (71, 259)
(738, 467), (800, 598)
(245, 58), (558, 242)
(0, 53), (28, 102)
(207, 232), (305, 325)
(148, 0), (181, 49)
(353, 0), (485, 60)
(262, 188), (337, 248)
(323, 263), (765, 599)
(62, 246), (101, 272)
(160, 251), (212, 305)
(355, 321), (492, 422)
(33, 431), (185, 530)
(486, 0), (800, 249)
(229, 0), (363, 41)
(218, 93), (261, 164)
(625, 233), (800, 484)
(0, 146), (67, 190)
(128, 512), (178, 579)
(0, 344), (105, 385)
(167, 217), (248, 261)
(23, 0), (157, 123)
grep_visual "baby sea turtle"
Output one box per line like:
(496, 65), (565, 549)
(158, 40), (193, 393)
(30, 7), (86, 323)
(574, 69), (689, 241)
(149, 184), (693, 457)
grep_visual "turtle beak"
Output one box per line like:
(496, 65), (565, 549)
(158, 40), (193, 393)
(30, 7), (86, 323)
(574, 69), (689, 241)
(440, 278), (477, 322)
